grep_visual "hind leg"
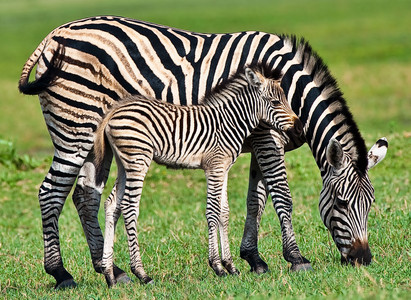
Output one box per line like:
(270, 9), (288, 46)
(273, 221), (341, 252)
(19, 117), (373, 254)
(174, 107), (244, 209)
(73, 151), (130, 284)
(102, 177), (124, 287)
(119, 154), (153, 284)
(240, 153), (270, 274)
(40, 156), (82, 289)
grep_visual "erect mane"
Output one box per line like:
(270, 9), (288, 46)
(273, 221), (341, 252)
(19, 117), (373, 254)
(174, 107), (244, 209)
(202, 63), (282, 105)
(280, 35), (368, 173)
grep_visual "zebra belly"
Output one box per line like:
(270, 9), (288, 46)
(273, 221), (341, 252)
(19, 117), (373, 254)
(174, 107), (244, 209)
(153, 153), (204, 170)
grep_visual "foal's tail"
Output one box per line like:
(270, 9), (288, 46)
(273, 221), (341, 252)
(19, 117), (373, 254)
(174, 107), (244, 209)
(94, 113), (112, 186)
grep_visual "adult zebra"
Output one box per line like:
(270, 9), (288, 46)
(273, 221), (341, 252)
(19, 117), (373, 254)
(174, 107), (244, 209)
(19, 16), (387, 288)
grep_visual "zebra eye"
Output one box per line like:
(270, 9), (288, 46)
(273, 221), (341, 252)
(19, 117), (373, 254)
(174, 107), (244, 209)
(270, 100), (281, 106)
(336, 196), (348, 208)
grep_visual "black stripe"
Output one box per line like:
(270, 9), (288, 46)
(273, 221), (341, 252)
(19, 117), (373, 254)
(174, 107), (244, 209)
(53, 36), (139, 97)
(117, 19), (188, 105)
(205, 34), (235, 93)
(191, 36), (216, 102)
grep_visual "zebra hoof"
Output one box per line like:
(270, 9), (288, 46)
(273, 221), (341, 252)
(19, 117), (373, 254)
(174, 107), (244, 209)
(240, 250), (269, 274)
(229, 269), (241, 276)
(251, 263), (270, 275)
(291, 263), (313, 272)
(214, 268), (227, 277)
(139, 275), (154, 285)
(54, 278), (77, 289)
(116, 273), (132, 284)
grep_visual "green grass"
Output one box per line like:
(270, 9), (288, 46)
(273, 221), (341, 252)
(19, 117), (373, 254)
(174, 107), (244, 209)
(0, 0), (410, 299)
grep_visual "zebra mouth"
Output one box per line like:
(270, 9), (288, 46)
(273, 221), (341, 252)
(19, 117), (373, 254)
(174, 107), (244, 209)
(340, 240), (372, 266)
(341, 255), (372, 266)
(284, 126), (305, 150)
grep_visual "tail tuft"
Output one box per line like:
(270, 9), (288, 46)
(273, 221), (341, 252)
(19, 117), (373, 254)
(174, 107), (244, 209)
(18, 43), (65, 95)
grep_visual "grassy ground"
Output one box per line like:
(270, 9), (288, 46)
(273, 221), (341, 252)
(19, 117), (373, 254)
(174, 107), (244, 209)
(0, 0), (410, 299)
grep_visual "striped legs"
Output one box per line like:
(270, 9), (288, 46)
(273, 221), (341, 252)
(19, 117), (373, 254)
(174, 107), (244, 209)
(101, 179), (122, 286)
(72, 153), (131, 284)
(239, 153), (270, 274)
(102, 151), (153, 286)
(205, 168), (239, 276)
(241, 129), (312, 272)
(39, 156), (81, 289)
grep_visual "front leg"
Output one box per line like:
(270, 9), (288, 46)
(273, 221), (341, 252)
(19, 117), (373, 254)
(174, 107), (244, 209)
(204, 167), (239, 277)
(252, 132), (312, 271)
(218, 173), (240, 275)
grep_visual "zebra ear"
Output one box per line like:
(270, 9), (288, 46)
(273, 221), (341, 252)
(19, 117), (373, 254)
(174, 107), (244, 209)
(367, 137), (388, 170)
(326, 138), (345, 170)
(245, 68), (262, 88)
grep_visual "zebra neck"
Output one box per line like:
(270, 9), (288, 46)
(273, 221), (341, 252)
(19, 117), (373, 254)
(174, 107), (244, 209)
(201, 94), (260, 142)
(283, 70), (368, 175)
(272, 36), (369, 175)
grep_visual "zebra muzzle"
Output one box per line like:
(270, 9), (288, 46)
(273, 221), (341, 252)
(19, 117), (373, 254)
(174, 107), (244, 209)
(341, 239), (372, 266)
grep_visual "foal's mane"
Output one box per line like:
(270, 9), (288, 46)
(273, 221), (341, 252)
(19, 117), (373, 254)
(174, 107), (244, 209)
(202, 63), (282, 106)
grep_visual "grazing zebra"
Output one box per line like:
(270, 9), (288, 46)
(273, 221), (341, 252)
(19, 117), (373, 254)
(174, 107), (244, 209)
(93, 66), (301, 285)
(18, 16), (387, 288)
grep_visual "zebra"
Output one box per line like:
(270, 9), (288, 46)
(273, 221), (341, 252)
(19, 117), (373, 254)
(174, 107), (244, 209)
(18, 16), (388, 288)
(93, 66), (302, 285)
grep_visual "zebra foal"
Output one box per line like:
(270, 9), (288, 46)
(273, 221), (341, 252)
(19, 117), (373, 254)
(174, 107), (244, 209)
(93, 66), (302, 286)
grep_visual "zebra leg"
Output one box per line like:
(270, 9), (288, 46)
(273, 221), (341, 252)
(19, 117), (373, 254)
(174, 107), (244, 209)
(252, 136), (312, 271)
(120, 157), (153, 284)
(240, 153), (270, 274)
(205, 168), (227, 277)
(39, 157), (80, 289)
(72, 152), (131, 284)
(218, 172), (240, 275)
(102, 176), (126, 287)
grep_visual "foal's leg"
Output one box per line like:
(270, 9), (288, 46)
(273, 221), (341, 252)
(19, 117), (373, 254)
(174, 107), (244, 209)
(120, 155), (153, 284)
(204, 167), (230, 277)
(102, 176), (125, 287)
(218, 172), (240, 275)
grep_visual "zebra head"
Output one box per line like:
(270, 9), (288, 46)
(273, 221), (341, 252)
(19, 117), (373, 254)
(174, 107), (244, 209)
(320, 137), (388, 266)
(244, 67), (303, 139)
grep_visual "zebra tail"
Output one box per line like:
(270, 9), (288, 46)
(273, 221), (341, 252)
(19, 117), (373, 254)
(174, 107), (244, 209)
(94, 114), (111, 186)
(18, 35), (65, 95)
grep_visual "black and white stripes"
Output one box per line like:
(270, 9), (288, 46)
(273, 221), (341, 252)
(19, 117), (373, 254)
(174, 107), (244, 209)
(19, 15), (387, 288)
(93, 67), (300, 284)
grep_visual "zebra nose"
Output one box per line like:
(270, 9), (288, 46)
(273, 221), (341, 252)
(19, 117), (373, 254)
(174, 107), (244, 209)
(341, 240), (372, 266)
(286, 118), (303, 138)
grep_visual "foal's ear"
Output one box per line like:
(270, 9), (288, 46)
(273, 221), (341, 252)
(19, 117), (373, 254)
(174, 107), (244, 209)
(326, 138), (345, 170)
(367, 137), (388, 170)
(245, 68), (262, 88)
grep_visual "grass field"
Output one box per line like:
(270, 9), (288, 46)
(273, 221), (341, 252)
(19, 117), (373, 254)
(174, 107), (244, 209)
(0, 0), (410, 299)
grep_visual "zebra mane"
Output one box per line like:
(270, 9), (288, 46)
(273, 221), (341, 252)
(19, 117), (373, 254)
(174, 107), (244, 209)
(202, 63), (282, 106)
(282, 35), (369, 174)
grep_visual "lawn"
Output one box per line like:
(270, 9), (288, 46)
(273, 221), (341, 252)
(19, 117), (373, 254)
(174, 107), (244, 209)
(0, 0), (410, 299)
